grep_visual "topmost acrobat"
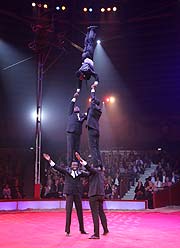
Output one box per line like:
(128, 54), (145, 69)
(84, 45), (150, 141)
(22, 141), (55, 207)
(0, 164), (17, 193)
(75, 26), (99, 93)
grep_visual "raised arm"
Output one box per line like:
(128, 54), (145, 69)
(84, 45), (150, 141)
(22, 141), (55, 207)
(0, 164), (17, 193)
(91, 70), (99, 85)
(79, 170), (90, 177)
(91, 88), (96, 101)
(90, 87), (98, 107)
(81, 112), (87, 122)
(68, 92), (79, 115)
(43, 153), (67, 174)
(75, 152), (97, 175)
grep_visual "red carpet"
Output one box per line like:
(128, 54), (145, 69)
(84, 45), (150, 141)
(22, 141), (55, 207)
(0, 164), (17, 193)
(0, 210), (180, 248)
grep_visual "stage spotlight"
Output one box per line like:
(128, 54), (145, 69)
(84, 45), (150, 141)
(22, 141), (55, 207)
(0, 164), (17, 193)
(61, 5), (66, 11)
(37, 3), (42, 8)
(113, 7), (117, 12)
(89, 8), (93, 12)
(107, 7), (111, 12)
(88, 98), (91, 103)
(109, 96), (115, 103)
(31, 110), (45, 122)
(101, 8), (105, 13)
(32, 2), (36, 7)
(56, 6), (60, 10)
(97, 40), (101, 44)
(105, 96), (115, 104)
(32, 110), (39, 122)
(83, 7), (88, 12)
(43, 4), (48, 9)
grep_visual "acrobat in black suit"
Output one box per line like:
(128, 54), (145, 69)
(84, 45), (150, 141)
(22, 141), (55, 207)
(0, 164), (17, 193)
(66, 92), (87, 166)
(86, 85), (102, 167)
(76, 26), (99, 93)
(76, 152), (109, 239)
(43, 153), (88, 236)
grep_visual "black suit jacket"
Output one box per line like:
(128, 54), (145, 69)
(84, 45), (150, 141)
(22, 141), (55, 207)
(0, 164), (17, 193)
(84, 163), (105, 197)
(53, 164), (88, 195)
(86, 91), (102, 132)
(66, 101), (87, 135)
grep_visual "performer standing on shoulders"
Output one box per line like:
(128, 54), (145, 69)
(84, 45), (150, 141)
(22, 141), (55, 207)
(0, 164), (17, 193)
(76, 26), (99, 93)
(43, 153), (88, 236)
(75, 152), (109, 239)
(66, 92), (87, 166)
(86, 83), (102, 168)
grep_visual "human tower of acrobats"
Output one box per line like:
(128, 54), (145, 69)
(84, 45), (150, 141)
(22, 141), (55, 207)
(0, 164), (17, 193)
(43, 26), (109, 239)
(68, 25), (101, 168)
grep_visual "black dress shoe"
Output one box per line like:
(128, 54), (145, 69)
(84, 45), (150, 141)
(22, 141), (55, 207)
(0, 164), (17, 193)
(81, 231), (89, 234)
(102, 230), (109, 235)
(89, 235), (100, 239)
(66, 232), (70, 237)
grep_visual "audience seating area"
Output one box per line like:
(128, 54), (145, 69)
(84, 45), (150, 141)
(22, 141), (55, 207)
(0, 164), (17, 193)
(0, 148), (180, 209)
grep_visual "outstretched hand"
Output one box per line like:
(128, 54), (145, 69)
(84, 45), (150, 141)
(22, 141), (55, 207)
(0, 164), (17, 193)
(74, 92), (79, 98)
(75, 152), (85, 163)
(91, 81), (98, 89)
(43, 153), (50, 161)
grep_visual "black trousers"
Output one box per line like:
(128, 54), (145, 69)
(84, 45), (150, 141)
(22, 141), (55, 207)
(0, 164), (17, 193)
(89, 195), (108, 237)
(82, 28), (96, 61)
(67, 132), (80, 166)
(88, 128), (102, 167)
(65, 194), (85, 233)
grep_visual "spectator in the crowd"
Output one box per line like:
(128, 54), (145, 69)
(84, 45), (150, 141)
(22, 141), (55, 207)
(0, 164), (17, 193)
(151, 172), (156, 184)
(113, 173), (120, 187)
(144, 177), (150, 188)
(51, 179), (61, 198)
(154, 177), (162, 191)
(58, 177), (65, 198)
(163, 176), (172, 187)
(82, 178), (89, 199)
(134, 180), (145, 200)
(162, 170), (166, 184)
(171, 171), (179, 184)
(136, 156), (144, 174)
(2, 184), (12, 199)
(14, 185), (23, 199)
(104, 181), (112, 199)
(44, 183), (51, 198)
(171, 172), (176, 184)
(145, 180), (154, 208)
(113, 173), (120, 197)
(111, 185), (119, 199)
